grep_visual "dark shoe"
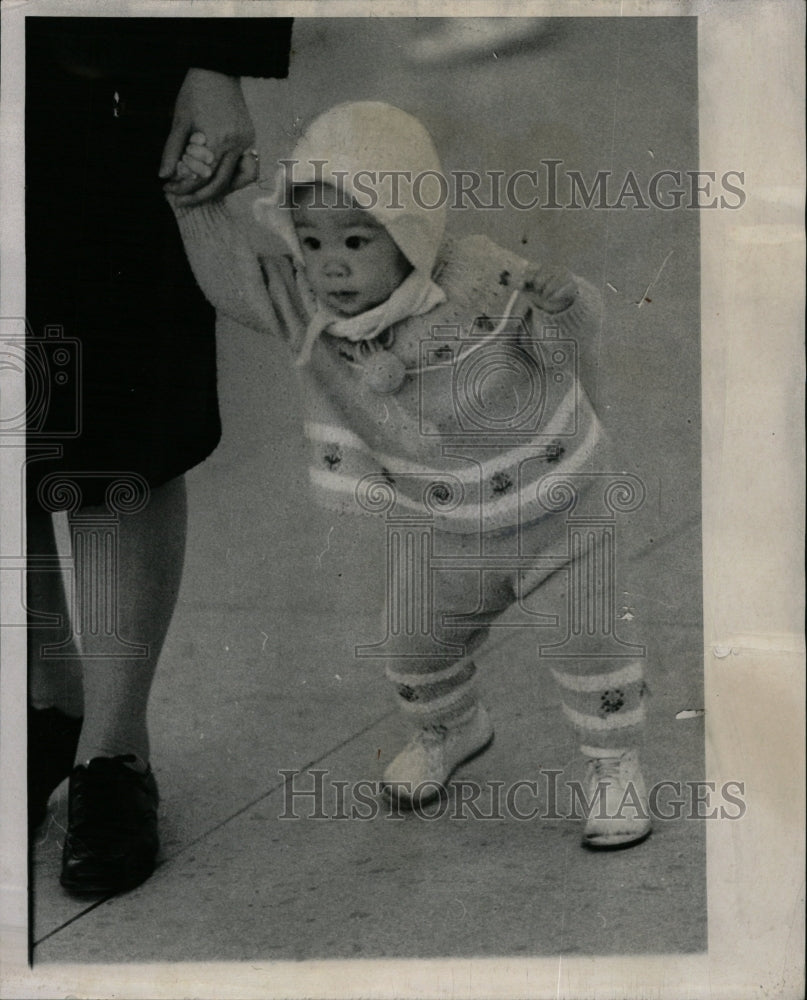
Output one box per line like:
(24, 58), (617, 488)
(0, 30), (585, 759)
(28, 706), (83, 831)
(60, 755), (159, 895)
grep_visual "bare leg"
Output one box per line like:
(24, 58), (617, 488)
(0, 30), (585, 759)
(73, 475), (187, 765)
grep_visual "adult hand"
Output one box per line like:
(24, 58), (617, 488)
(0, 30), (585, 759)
(175, 133), (259, 196)
(160, 69), (257, 206)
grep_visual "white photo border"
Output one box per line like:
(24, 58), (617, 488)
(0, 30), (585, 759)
(1, 1), (803, 997)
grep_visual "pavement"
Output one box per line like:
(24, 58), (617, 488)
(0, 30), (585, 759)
(29, 15), (705, 969)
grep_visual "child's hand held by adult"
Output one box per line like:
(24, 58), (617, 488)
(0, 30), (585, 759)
(181, 132), (215, 180)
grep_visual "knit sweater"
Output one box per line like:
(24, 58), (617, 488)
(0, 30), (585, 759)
(175, 198), (605, 533)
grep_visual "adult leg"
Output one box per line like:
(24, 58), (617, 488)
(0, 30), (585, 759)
(73, 474), (187, 766)
(58, 475), (187, 894)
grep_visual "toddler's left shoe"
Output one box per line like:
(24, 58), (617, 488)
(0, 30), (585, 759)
(381, 704), (494, 810)
(580, 747), (652, 849)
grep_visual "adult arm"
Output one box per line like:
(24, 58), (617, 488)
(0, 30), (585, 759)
(160, 18), (293, 205)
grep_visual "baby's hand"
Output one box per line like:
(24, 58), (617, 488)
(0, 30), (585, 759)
(175, 131), (215, 180)
(173, 131), (259, 192)
(522, 264), (577, 314)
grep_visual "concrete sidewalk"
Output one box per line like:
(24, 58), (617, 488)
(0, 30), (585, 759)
(30, 15), (706, 967)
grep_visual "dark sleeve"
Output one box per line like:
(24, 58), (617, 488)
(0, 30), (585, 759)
(27, 17), (293, 83)
(181, 17), (293, 78)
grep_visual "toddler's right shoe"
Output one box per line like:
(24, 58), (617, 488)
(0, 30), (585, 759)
(381, 704), (494, 809)
(580, 747), (652, 849)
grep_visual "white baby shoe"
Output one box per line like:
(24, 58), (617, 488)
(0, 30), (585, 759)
(580, 748), (652, 849)
(381, 705), (494, 809)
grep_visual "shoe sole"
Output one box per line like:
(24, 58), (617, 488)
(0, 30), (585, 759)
(380, 731), (495, 811)
(582, 825), (652, 851)
(60, 864), (156, 897)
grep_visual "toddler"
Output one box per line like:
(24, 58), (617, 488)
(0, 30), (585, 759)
(172, 101), (651, 848)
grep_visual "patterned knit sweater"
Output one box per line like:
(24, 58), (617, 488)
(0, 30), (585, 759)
(175, 199), (605, 534)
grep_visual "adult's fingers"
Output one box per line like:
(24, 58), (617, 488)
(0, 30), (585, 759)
(158, 120), (192, 179)
(163, 169), (207, 195)
(163, 157), (211, 194)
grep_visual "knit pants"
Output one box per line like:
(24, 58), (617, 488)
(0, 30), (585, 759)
(381, 517), (647, 750)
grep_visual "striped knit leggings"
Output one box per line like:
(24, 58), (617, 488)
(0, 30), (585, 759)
(382, 518), (646, 751)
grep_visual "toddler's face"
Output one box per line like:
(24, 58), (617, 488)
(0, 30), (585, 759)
(292, 187), (412, 317)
